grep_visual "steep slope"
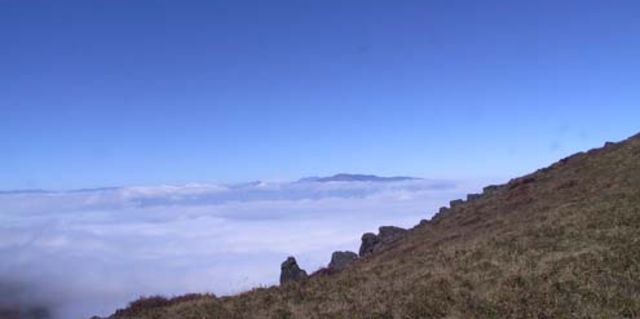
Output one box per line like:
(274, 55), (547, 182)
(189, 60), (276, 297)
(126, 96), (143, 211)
(106, 133), (640, 319)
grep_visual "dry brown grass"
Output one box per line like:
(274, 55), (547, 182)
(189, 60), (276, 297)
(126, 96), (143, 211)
(107, 133), (640, 319)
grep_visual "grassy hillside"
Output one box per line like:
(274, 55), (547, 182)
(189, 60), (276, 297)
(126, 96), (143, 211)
(106, 133), (640, 319)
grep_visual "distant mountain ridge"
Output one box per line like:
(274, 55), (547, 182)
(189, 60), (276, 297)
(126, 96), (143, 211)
(0, 175), (421, 195)
(299, 173), (420, 183)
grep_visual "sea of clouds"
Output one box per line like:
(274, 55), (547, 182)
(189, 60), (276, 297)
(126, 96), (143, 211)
(0, 177), (493, 318)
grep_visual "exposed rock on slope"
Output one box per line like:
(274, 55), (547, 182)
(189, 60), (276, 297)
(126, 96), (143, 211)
(358, 233), (379, 257)
(279, 257), (308, 285)
(327, 251), (358, 271)
(104, 133), (640, 319)
(359, 226), (408, 257)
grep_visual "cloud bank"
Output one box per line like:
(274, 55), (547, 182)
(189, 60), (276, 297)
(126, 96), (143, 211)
(0, 178), (491, 318)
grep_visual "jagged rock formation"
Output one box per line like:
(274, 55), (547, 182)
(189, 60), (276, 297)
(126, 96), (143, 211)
(328, 251), (358, 271)
(379, 226), (407, 241)
(449, 199), (464, 208)
(359, 232), (380, 256)
(483, 184), (500, 194)
(466, 193), (481, 201)
(359, 226), (408, 257)
(279, 257), (308, 285)
(432, 185), (507, 221)
(417, 219), (429, 227)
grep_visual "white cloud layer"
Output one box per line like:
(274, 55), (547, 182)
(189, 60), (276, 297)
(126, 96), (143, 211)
(0, 178), (492, 318)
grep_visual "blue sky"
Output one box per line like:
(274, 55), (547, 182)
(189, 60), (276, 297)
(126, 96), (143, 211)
(1, 0), (639, 189)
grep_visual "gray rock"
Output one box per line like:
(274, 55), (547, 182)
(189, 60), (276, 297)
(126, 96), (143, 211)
(280, 256), (308, 285)
(359, 232), (380, 257)
(431, 206), (451, 221)
(378, 226), (408, 243)
(467, 193), (482, 201)
(483, 185), (500, 194)
(328, 251), (358, 271)
(359, 226), (408, 257)
(450, 199), (464, 208)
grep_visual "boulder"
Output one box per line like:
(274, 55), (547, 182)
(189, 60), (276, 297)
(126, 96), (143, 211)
(483, 185), (500, 194)
(432, 206), (453, 221)
(450, 199), (464, 208)
(436, 206), (450, 217)
(378, 226), (408, 243)
(359, 233), (380, 257)
(328, 251), (358, 271)
(467, 193), (481, 201)
(508, 176), (536, 190)
(359, 226), (408, 257)
(280, 256), (308, 285)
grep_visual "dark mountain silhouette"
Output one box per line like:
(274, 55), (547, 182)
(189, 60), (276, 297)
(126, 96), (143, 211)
(299, 173), (420, 183)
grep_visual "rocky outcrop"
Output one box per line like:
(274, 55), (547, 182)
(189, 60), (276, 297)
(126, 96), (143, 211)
(450, 199), (464, 208)
(432, 205), (454, 221)
(328, 251), (358, 271)
(467, 193), (481, 201)
(280, 257), (308, 285)
(359, 232), (380, 256)
(483, 185), (500, 194)
(359, 226), (408, 257)
(379, 226), (408, 242)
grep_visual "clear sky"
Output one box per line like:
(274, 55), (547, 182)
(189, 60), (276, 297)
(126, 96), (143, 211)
(1, 0), (639, 190)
